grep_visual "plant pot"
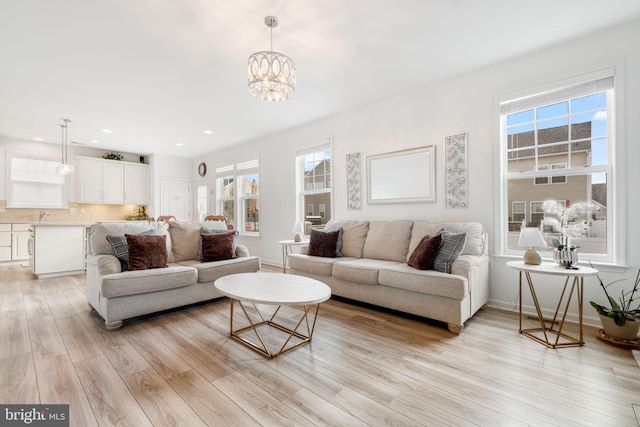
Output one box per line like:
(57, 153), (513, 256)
(598, 314), (640, 341)
(553, 248), (578, 268)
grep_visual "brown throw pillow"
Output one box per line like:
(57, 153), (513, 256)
(125, 234), (168, 271)
(201, 232), (236, 262)
(308, 228), (341, 257)
(407, 234), (442, 270)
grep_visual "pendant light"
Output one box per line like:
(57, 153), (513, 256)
(56, 118), (74, 174)
(247, 16), (296, 102)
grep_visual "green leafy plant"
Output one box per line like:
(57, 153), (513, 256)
(103, 152), (123, 161)
(589, 264), (640, 326)
(550, 237), (578, 251)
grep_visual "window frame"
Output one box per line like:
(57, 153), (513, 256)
(6, 152), (69, 209)
(215, 160), (260, 236)
(497, 68), (621, 266)
(295, 137), (333, 236)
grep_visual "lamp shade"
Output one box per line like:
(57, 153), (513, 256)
(518, 227), (547, 265)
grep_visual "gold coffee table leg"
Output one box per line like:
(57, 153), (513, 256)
(228, 298), (322, 359)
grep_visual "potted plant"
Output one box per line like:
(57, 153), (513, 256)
(103, 152), (123, 161)
(542, 200), (599, 268)
(589, 267), (640, 341)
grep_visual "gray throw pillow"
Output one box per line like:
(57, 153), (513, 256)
(433, 230), (467, 273)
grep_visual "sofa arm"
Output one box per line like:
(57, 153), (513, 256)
(87, 254), (121, 276)
(451, 254), (488, 279)
(235, 244), (250, 258)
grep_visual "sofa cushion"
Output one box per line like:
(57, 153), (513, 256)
(168, 221), (227, 262)
(379, 264), (467, 300)
(308, 228), (342, 257)
(408, 221), (484, 257)
(101, 265), (198, 298)
(433, 231), (467, 274)
(201, 232), (236, 262)
(288, 253), (348, 277)
(407, 234), (442, 270)
(126, 234), (169, 271)
(89, 222), (174, 262)
(179, 256), (261, 283)
(333, 258), (400, 285)
(324, 219), (369, 258)
(363, 220), (413, 262)
(198, 228), (239, 260)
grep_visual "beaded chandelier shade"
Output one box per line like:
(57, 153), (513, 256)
(247, 16), (296, 102)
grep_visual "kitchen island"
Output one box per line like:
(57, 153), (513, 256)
(30, 223), (88, 279)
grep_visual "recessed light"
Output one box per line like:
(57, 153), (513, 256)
(102, 129), (112, 133)
(90, 139), (99, 143)
(33, 137), (43, 141)
(176, 143), (184, 147)
(203, 130), (213, 135)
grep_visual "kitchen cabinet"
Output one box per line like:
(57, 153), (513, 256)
(30, 224), (86, 279)
(11, 224), (30, 260)
(77, 157), (149, 205)
(78, 157), (124, 203)
(124, 163), (150, 204)
(0, 223), (31, 262)
(0, 224), (11, 261)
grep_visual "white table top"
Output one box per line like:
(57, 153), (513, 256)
(214, 272), (331, 305)
(507, 260), (598, 277)
(278, 239), (308, 245)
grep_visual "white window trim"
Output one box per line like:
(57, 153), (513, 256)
(295, 136), (333, 232)
(495, 66), (626, 270)
(6, 152), (69, 209)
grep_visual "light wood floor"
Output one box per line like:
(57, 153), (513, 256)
(1, 265), (639, 427)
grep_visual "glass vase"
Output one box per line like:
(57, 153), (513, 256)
(553, 248), (578, 268)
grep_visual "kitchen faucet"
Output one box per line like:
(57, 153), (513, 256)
(39, 210), (50, 223)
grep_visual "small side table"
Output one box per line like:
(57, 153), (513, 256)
(278, 240), (307, 273)
(507, 261), (598, 348)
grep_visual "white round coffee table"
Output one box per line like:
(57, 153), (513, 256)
(214, 272), (331, 358)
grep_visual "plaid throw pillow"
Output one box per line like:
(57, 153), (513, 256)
(433, 230), (467, 274)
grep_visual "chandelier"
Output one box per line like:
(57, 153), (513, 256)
(247, 16), (296, 102)
(56, 118), (74, 174)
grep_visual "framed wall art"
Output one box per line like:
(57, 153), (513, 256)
(444, 132), (468, 208)
(367, 145), (435, 204)
(346, 152), (361, 210)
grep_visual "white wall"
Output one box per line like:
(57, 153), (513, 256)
(201, 18), (640, 327)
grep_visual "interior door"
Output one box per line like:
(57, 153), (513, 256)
(160, 178), (190, 220)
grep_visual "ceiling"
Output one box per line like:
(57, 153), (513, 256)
(2, 1), (640, 159)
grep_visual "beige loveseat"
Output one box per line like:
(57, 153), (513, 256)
(86, 220), (260, 329)
(288, 219), (489, 334)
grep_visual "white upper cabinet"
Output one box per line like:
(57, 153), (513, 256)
(124, 163), (149, 204)
(77, 157), (149, 205)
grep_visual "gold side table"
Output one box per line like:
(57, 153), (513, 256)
(507, 261), (598, 348)
(278, 240), (307, 273)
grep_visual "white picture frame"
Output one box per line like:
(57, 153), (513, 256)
(367, 145), (435, 204)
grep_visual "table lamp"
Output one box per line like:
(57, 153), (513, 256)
(292, 221), (304, 242)
(518, 227), (547, 265)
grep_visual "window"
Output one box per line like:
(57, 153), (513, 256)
(510, 201), (526, 230)
(238, 159), (259, 234)
(196, 184), (208, 220)
(501, 70), (614, 262)
(215, 160), (260, 234)
(8, 154), (67, 208)
(296, 139), (332, 235)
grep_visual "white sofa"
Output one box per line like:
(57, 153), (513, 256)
(288, 219), (489, 334)
(86, 220), (260, 329)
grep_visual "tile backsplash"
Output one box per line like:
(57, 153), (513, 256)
(0, 200), (146, 223)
